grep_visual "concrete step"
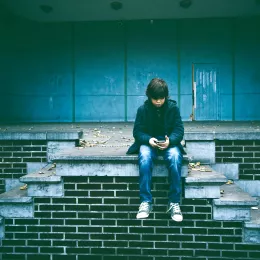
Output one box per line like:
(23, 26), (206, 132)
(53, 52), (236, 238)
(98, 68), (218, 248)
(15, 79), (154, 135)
(244, 197), (260, 243)
(185, 166), (227, 199)
(213, 183), (258, 221)
(51, 146), (190, 177)
(20, 164), (63, 197)
(0, 187), (33, 218)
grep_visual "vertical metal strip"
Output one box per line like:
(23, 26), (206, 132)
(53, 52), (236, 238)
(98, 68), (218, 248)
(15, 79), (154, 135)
(124, 21), (128, 122)
(71, 23), (76, 122)
(177, 20), (181, 107)
(232, 19), (236, 121)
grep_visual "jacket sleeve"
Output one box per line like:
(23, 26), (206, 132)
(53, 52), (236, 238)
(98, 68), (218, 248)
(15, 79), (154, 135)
(168, 106), (184, 145)
(133, 106), (152, 145)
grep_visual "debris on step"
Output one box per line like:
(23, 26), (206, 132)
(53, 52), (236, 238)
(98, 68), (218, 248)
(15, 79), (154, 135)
(20, 184), (27, 190)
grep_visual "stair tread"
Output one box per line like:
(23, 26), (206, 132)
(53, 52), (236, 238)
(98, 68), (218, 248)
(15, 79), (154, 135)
(186, 167), (227, 183)
(0, 187), (32, 203)
(214, 184), (258, 206)
(20, 164), (61, 183)
(52, 147), (189, 162)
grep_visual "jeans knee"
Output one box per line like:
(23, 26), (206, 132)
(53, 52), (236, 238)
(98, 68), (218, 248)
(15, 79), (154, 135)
(166, 147), (182, 164)
(139, 145), (153, 165)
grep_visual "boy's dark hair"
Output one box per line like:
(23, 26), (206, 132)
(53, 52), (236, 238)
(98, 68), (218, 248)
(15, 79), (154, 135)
(146, 78), (169, 99)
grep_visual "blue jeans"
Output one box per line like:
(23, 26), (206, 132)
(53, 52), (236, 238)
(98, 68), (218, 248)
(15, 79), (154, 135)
(138, 145), (183, 204)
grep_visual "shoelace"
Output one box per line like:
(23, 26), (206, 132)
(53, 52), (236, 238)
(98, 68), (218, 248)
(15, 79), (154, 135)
(139, 202), (150, 212)
(166, 203), (181, 214)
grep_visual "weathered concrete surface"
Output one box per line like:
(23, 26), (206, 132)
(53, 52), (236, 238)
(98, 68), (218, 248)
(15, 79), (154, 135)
(244, 198), (260, 243)
(47, 141), (77, 162)
(5, 178), (23, 192)
(213, 184), (258, 221)
(27, 162), (48, 174)
(20, 165), (63, 197)
(0, 130), (82, 140)
(185, 169), (227, 199)
(0, 188), (33, 218)
(185, 141), (215, 164)
(235, 180), (260, 197)
(211, 163), (239, 180)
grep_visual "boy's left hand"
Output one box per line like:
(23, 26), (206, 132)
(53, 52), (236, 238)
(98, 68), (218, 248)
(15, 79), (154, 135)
(157, 135), (170, 150)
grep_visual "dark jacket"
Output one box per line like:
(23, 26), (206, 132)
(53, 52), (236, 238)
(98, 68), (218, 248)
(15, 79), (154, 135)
(126, 99), (185, 154)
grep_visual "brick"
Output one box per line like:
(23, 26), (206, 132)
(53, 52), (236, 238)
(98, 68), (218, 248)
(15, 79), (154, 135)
(129, 241), (154, 248)
(27, 255), (50, 260)
(15, 233), (38, 239)
(78, 227), (102, 233)
(117, 248), (142, 255)
(215, 140), (233, 146)
(234, 152), (254, 157)
(40, 205), (63, 211)
(0, 163), (12, 168)
(40, 247), (64, 254)
(34, 212), (52, 218)
(223, 221), (242, 228)
(169, 235), (193, 241)
(155, 242), (180, 248)
(223, 158), (243, 163)
(195, 250), (220, 257)
(64, 184), (75, 189)
(77, 184), (101, 189)
(182, 199), (208, 205)
(53, 240), (77, 247)
(195, 235), (220, 242)
(52, 198), (76, 204)
(65, 191), (89, 197)
(5, 226), (26, 232)
(129, 227), (154, 233)
(66, 248), (90, 254)
(52, 226), (76, 233)
(103, 184), (128, 189)
(223, 146), (243, 151)
(3, 147), (22, 151)
(249, 252), (260, 258)
(31, 141), (46, 145)
(240, 164), (254, 169)
(40, 233), (64, 239)
(182, 242), (206, 249)
(2, 240), (26, 246)
(53, 255), (75, 260)
(103, 198), (128, 204)
(0, 152), (12, 157)
(4, 168), (23, 173)
(195, 221), (221, 228)
(103, 227), (128, 233)
(168, 249), (193, 256)
(15, 219), (38, 225)
(3, 158), (22, 162)
(208, 228), (234, 235)
(90, 205), (114, 211)
(222, 236), (242, 243)
(27, 240), (51, 246)
(40, 219), (64, 225)
(222, 251), (247, 257)
(182, 228), (207, 235)
(52, 212), (77, 218)
(244, 147), (260, 151)
(116, 234), (141, 240)
(78, 256), (102, 260)
(215, 152), (232, 157)
(23, 158), (42, 162)
(208, 243), (234, 250)
(65, 233), (89, 240)
(239, 175), (254, 180)
(27, 226), (51, 232)
(234, 141), (254, 146)
(89, 176), (114, 183)
(15, 247), (38, 253)
(78, 212), (102, 219)
(90, 191), (114, 197)
(91, 248), (116, 255)
(65, 205), (89, 211)
(244, 158), (260, 163)
(78, 241), (102, 247)
(65, 219), (90, 225)
(90, 234), (115, 240)
(104, 241), (128, 247)
(31, 152), (46, 157)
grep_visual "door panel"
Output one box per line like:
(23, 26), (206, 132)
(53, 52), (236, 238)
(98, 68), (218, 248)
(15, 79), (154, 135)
(193, 64), (219, 121)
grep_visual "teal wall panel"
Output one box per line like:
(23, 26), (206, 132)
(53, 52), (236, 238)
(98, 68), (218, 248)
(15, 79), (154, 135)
(0, 16), (259, 123)
(126, 20), (178, 121)
(179, 18), (233, 120)
(0, 17), (73, 122)
(235, 17), (260, 120)
(74, 22), (125, 121)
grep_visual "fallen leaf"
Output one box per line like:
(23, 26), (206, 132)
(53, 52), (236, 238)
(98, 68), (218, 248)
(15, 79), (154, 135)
(20, 184), (28, 190)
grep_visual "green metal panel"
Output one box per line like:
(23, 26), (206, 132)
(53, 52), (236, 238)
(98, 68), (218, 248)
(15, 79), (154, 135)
(74, 21), (125, 122)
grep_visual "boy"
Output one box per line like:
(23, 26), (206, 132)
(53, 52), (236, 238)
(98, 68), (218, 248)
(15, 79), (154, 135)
(127, 78), (184, 221)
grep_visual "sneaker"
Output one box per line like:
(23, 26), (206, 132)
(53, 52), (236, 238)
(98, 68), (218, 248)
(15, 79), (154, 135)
(136, 202), (153, 219)
(167, 203), (183, 222)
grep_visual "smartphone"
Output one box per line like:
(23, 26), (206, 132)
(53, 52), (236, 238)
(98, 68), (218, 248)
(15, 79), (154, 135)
(155, 140), (165, 144)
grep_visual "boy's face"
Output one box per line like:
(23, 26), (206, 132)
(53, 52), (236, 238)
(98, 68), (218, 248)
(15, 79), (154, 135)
(151, 97), (165, 108)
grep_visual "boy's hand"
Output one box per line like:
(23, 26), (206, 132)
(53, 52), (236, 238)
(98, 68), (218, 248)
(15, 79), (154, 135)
(156, 136), (170, 150)
(149, 137), (159, 148)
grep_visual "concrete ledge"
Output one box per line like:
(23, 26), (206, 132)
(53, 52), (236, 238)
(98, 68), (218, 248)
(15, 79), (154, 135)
(0, 131), (83, 140)
(235, 181), (260, 197)
(20, 165), (63, 197)
(0, 188), (32, 204)
(0, 188), (33, 218)
(213, 184), (258, 221)
(211, 163), (239, 180)
(213, 184), (258, 206)
(185, 170), (227, 184)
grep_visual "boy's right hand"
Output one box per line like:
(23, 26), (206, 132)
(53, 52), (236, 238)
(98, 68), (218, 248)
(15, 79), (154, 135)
(149, 138), (159, 148)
